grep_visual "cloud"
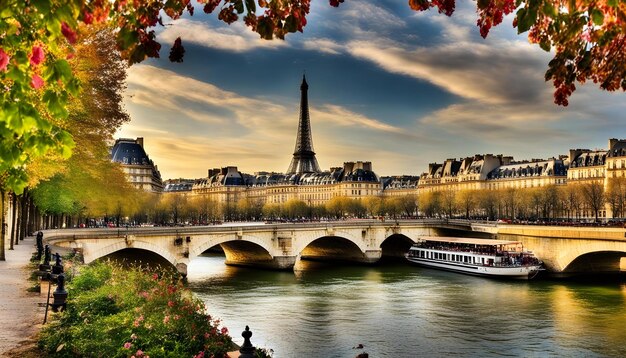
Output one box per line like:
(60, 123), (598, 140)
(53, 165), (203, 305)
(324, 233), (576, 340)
(159, 19), (287, 52)
(312, 104), (419, 139)
(347, 39), (550, 105)
(301, 38), (343, 55)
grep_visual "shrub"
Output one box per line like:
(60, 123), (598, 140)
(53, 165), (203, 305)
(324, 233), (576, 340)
(39, 261), (235, 357)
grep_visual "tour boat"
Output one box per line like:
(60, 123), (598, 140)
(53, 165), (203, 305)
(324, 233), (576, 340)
(405, 237), (543, 279)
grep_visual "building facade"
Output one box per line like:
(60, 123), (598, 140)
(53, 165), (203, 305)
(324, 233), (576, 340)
(111, 137), (163, 193)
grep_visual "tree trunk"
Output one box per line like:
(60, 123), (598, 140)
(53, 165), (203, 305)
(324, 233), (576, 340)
(0, 189), (5, 260)
(10, 193), (17, 248)
(19, 190), (28, 240)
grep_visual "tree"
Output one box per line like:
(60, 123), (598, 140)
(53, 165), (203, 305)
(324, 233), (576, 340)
(456, 190), (476, 219)
(581, 182), (605, 222)
(396, 194), (418, 218)
(2, 0), (625, 193)
(478, 189), (498, 220)
(419, 191), (442, 218)
(560, 184), (582, 221)
(440, 189), (456, 218)
(606, 177), (626, 219)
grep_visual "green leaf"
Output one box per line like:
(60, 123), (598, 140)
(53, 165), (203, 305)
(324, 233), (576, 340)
(257, 17), (274, 40)
(591, 9), (604, 26)
(539, 41), (551, 52)
(234, 0), (244, 14)
(245, 0), (256, 13)
(31, 0), (52, 14)
(284, 15), (297, 33)
(117, 27), (139, 50)
(516, 8), (534, 34)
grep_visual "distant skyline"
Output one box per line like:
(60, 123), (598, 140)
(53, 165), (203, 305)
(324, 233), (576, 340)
(115, 0), (625, 180)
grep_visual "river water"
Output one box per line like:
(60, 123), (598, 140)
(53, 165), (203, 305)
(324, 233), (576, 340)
(187, 255), (626, 358)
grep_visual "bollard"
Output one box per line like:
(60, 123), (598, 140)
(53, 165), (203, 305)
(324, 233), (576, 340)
(51, 273), (68, 313)
(39, 245), (51, 272)
(36, 232), (43, 260)
(52, 253), (64, 275)
(238, 326), (256, 358)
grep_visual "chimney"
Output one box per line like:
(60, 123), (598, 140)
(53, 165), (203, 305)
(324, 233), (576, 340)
(362, 161), (372, 172)
(136, 137), (144, 148)
(609, 138), (618, 150)
(343, 162), (355, 173)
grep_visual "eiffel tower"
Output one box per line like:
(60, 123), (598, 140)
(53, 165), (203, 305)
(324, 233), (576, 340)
(287, 75), (321, 174)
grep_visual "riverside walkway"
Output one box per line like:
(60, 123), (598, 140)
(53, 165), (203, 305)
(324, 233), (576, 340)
(0, 237), (42, 357)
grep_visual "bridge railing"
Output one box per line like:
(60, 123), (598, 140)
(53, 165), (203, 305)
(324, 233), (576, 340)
(42, 219), (458, 241)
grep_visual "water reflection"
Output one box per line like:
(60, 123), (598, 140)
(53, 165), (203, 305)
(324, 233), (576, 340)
(187, 255), (626, 357)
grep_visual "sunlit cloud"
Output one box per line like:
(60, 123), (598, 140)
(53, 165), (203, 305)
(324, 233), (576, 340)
(301, 38), (343, 55)
(159, 19), (287, 52)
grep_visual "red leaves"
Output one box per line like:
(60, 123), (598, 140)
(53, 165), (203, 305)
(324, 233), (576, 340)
(476, 0), (515, 38)
(408, 0), (455, 16)
(30, 46), (45, 67)
(218, 5), (239, 24)
(169, 37), (185, 63)
(554, 82), (575, 106)
(329, 0), (344, 7)
(0, 48), (8, 72)
(202, 0), (222, 13)
(61, 22), (77, 44)
(31, 74), (44, 89)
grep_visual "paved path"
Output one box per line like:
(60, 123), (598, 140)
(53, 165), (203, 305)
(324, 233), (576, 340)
(0, 237), (43, 357)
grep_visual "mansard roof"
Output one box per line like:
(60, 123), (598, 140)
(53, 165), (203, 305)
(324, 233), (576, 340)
(607, 140), (626, 157)
(487, 159), (566, 180)
(570, 150), (607, 168)
(111, 139), (151, 165)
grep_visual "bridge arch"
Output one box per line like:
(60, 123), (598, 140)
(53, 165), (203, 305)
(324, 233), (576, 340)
(380, 234), (416, 258)
(561, 250), (626, 273)
(297, 235), (370, 263)
(189, 233), (274, 259)
(293, 230), (366, 255)
(87, 240), (178, 268)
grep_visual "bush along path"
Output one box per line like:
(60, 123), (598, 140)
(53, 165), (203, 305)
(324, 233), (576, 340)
(38, 261), (250, 358)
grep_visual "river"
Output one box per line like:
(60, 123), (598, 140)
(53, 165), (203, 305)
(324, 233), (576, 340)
(187, 255), (626, 357)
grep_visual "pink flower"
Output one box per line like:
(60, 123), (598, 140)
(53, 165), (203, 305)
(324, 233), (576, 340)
(61, 22), (77, 44)
(152, 273), (158, 280)
(167, 300), (174, 307)
(30, 74), (44, 89)
(123, 342), (132, 349)
(83, 10), (94, 25)
(30, 46), (44, 66)
(221, 327), (228, 335)
(163, 315), (170, 324)
(136, 349), (144, 357)
(0, 48), (9, 72)
(194, 352), (205, 358)
(139, 291), (149, 299)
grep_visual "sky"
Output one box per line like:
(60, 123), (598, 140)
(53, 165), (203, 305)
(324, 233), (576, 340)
(115, 0), (626, 180)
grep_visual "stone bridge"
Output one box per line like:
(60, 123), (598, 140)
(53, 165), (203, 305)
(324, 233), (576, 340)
(42, 219), (626, 276)
(43, 220), (462, 276)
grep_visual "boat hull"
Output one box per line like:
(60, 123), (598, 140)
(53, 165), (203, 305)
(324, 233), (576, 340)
(406, 256), (541, 280)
